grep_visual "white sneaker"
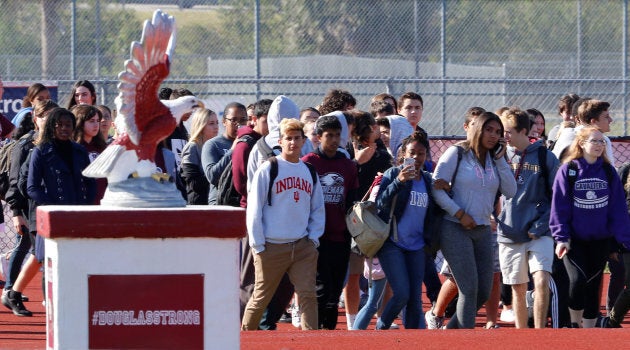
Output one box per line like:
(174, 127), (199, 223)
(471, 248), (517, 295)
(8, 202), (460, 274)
(390, 322), (400, 329)
(500, 308), (515, 323)
(425, 309), (444, 329)
(291, 307), (301, 328)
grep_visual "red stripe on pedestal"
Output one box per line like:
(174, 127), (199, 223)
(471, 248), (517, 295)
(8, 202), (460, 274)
(36, 205), (246, 239)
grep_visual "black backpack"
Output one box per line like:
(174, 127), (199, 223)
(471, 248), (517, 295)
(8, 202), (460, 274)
(0, 139), (18, 200)
(216, 135), (258, 207)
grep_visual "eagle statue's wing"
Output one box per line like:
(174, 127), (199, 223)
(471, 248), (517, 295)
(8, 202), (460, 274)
(116, 9), (176, 146)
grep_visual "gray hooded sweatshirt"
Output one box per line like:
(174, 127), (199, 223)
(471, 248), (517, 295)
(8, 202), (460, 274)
(246, 95), (301, 191)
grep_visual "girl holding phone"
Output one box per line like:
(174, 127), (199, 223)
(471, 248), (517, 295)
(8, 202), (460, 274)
(373, 131), (441, 329)
(431, 112), (516, 329)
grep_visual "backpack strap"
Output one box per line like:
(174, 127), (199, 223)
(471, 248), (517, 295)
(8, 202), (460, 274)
(567, 160), (578, 198)
(537, 146), (552, 198)
(303, 161), (318, 186)
(267, 157), (278, 206)
(603, 162), (615, 184)
(256, 137), (279, 160)
(266, 157), (318, 206)
(447, 145), (464, 197)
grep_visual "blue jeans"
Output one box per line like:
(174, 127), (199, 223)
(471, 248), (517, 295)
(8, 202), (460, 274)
(5, 231), (31, 289)
(353, 277), (387, 330)
(375, 240), (426, 329)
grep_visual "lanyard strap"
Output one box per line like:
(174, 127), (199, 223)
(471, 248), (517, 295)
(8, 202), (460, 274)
(513, 149), (527, 180)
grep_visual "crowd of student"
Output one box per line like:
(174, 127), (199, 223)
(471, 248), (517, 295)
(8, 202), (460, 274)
(0, 79), (629, 332)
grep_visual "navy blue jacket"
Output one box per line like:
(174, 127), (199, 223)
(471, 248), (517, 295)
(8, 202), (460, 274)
(27, 141), (96, 206)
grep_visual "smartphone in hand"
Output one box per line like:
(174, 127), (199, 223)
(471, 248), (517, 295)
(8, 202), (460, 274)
(492, 141), (506, 159)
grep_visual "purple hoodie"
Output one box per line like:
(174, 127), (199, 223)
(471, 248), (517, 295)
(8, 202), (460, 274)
(550, 157), (630, 248)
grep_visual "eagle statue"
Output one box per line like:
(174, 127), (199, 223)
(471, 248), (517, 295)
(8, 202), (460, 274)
(83, 9), (203, 185)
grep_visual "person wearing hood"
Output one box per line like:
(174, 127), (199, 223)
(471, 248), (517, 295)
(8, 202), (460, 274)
(550, 126), (630, 328)
(247, 95), (301, 191)
(201, 102), (247, 204)
(234, 98), (272, 320)
(245, 95), (302, 330)
(497, 108), (559, 328)
(302, 115), (358, 329)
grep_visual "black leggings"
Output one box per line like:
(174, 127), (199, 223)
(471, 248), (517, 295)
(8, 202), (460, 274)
(610, 252), (630, 325)
(563, 238), (609, 319)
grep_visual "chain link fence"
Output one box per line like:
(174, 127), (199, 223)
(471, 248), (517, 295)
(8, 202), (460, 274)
(3, 0), (630, 258)
(0, 1), (630, 135)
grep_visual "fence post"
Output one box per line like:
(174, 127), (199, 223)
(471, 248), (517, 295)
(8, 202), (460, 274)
(254, 0), (261, 101)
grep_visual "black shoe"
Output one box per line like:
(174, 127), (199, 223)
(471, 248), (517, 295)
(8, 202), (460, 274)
(2, 290), (32, 317)
(571, 322), (580, 328)
(1, 289), (12, 310)
(604, 316), (622, 328)
(21, 294), (29, 302)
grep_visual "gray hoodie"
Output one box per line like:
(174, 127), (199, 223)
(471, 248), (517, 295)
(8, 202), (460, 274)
(497, 141), (559, 243)
(432, 145), (517, 226)
(246, 95), (301, 191)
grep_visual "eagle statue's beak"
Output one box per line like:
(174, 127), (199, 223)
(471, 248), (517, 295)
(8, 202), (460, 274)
(195, 100), (205, 110)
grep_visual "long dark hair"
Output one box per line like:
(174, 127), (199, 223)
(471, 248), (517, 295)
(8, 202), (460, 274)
(461, 111), (503, 160)
(66, 80), (96, 109)
(71, 104), (106, 150)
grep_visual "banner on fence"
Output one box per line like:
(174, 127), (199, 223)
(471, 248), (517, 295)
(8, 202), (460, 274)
(1, 81), (58, 122)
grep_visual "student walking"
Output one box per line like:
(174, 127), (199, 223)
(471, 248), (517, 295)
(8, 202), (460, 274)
(302, 115), (358, 329)
(550, 126), (630, 328)
(373, 131), (441, 330)
(497, 108), (559, 328)
(241, 118), (325, 331)
(432, 112), (517, 329)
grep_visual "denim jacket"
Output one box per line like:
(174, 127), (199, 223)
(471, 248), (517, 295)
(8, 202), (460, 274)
(376, 166), (441, 246)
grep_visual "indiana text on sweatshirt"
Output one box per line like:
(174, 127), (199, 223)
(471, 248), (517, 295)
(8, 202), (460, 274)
(246, 156), (325, 254)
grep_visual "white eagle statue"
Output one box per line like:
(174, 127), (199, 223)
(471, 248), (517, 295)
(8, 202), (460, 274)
(83, 10), (203, 207)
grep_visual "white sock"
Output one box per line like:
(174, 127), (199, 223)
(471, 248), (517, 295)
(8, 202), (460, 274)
(346, 313), (356, 329)
(568, 308), (583, 326)
(582, 318), (597, 328)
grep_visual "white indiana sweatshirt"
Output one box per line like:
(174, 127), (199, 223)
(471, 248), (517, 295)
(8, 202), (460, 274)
(246, 156), (325, 254)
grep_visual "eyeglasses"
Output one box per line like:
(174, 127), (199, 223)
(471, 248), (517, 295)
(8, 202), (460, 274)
(225, 117), (247, 126)
(585, 138), (606, 145)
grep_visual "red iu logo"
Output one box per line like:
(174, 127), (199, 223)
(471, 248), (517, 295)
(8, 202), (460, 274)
(293, 191), (299, 202)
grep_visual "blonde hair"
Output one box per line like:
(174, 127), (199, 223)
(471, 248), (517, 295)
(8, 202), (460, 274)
(188, 108), (217, 145)
(279, 118), (304, 137)
(563, 126), (611, 164)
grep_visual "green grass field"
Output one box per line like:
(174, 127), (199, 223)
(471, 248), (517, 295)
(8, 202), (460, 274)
(132, 6), (220, 31)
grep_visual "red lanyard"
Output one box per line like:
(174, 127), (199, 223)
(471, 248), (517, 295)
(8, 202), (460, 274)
(513, 149), (527, 181)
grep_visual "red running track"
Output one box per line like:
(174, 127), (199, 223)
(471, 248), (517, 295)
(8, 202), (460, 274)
(1, 272), (628, 349)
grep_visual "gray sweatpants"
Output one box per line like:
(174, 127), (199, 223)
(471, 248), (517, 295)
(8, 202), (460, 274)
(440, 219), (493, 329)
